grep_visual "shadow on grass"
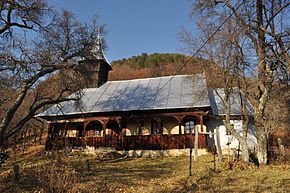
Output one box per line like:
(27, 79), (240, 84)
(249, 152), (259, 166)
(1, 160), (91, 192)
(0, 155), (184, 192)
(166, 163), (290, 193)
(1, 154), (289, 193)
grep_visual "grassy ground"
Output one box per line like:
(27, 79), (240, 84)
(0, 145), (289, 193)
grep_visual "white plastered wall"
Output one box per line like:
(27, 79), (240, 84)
(125, 118), (207, 135)
(207, 118), (257, 150)
(126, 118), (182, 135)
(127, 121), (150, 135)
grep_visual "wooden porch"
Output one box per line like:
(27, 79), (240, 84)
(52, 134), (207, 150)
(44, 110), (210, 151)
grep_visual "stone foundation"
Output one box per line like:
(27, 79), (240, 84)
(119, 148), (209, 158)
(82, 146), (209, 158)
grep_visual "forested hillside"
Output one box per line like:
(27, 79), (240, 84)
(109, 53), (223, 87)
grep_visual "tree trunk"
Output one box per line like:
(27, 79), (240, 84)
(33, 127), (37, 145)
(0, 133), (5, 150)
(39, 127), (44, 145)
(256, 125), (268, 165)
(255, 0), (269, 165)
(0, 83), (29, 142)
(240, 140), (249, 162)
(255, 102), (269, 165)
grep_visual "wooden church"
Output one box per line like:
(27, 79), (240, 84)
(38, 32), (257, 152)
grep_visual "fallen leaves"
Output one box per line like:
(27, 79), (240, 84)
(0, 147), (289, 192)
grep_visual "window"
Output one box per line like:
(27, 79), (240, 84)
(137, 122), (145, 135)
(184, 120), (195, 134)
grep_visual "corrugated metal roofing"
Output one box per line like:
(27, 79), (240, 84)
(38, 74), (211, 117)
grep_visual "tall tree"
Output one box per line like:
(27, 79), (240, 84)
(184, 0), (289, 164)
(0, 0), (104, 149)
(181, 16), (253, 162)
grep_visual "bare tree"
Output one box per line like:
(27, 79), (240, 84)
(0, 0), (104, 149)
(182, 17), (253, 162)
(183, 0), (289, 164)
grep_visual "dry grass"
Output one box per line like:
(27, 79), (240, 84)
(0, 145), (289, 193)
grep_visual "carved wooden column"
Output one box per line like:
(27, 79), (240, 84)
(173, 114), (186, 149)
(116, 118), (123, 150)
(157, 116), (164, 149)
(120, 124), (127, 150)
(199, 115), (205, 148)
(153, 116), (163, 134)
(102, 119), (108, 147)
(137, 120), (143, 136)
(199, 115), (204, 132)
(45, 123), (53, 150)
(177, 121), (183, 149)
(83, 120), (88, 138)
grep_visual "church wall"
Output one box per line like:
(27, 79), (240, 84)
(56, 117), (209, 137)
(207, 118), (257, 151)
(50, 115), (257, 151)
(124, 117), (208, 135)
(124, 119), (204, 135)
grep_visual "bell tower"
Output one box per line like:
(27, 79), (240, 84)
(79, 28), (112, 88)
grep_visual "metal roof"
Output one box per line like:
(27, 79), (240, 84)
(88, 28), (111, 66)
(38, 74), (211, 117)
(208, 88), (254, 116)
(38, 74), (254, 118)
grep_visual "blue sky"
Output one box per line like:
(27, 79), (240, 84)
(50, 0), (196, 62)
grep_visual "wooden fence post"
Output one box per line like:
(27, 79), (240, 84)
(189, 126), (192, 176)
(13, 163), (20, 182)
(216, 127), (222, 163)
(194, 126), (198, 162)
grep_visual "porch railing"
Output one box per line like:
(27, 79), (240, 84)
(62, 134), (207, 150)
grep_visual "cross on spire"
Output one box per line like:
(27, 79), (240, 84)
(91, 27), (105, 60)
